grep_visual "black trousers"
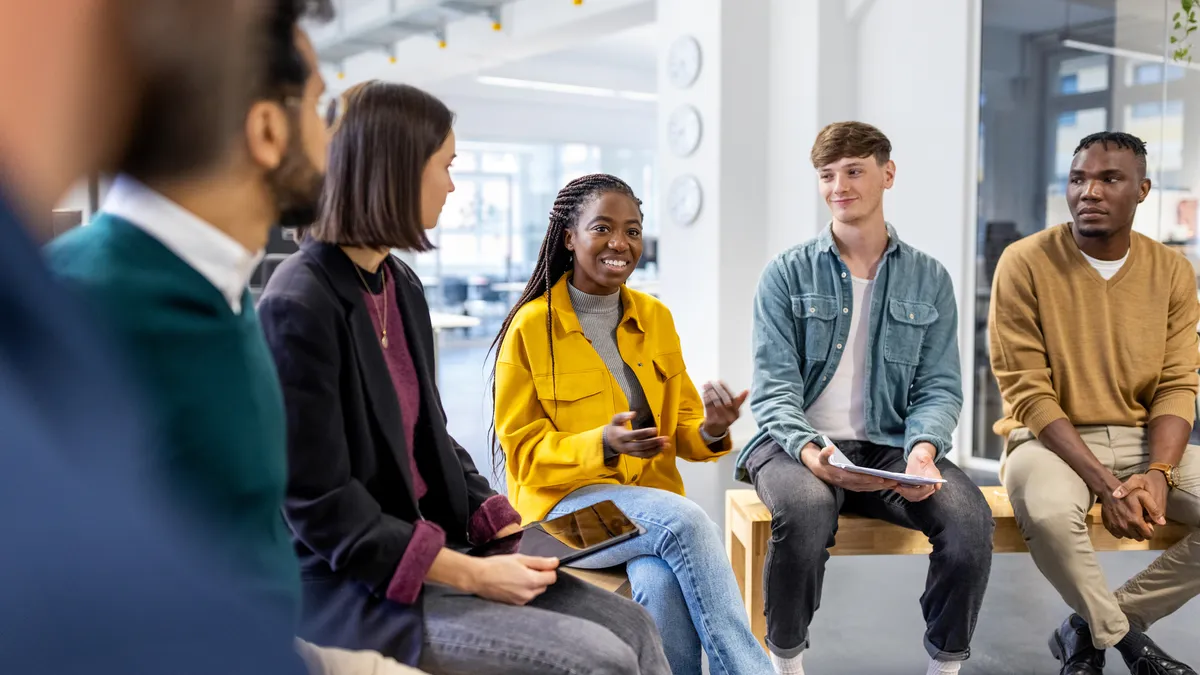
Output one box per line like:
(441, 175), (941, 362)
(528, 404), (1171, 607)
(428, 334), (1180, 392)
(746, 439), (994, 661)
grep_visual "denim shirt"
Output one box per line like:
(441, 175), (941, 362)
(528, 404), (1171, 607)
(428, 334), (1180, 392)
(735, 223), (962, 481)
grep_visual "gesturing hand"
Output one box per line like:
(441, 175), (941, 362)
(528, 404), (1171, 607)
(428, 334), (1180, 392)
(800, 443), (899, 493)
(701, 381), (748, 440)
(606, 412), (670, 459)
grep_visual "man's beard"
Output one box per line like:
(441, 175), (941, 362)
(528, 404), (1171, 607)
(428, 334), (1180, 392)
(269, 134), (324, 229)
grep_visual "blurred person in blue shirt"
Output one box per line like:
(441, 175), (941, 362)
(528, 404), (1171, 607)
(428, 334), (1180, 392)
(0, 1), (307, 672)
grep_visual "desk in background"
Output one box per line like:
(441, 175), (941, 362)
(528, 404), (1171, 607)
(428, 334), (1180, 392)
(429, 312), (481, 379)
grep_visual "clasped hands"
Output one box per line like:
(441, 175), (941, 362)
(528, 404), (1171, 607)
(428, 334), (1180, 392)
(1102, 470), (1169, 541)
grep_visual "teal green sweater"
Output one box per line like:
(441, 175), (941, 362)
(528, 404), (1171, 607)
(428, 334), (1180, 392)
(45, 214), (300, 620)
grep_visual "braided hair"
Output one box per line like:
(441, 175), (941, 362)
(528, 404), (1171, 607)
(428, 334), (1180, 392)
(486, 173), (644, 478)
(1074, 131), (1148, 176)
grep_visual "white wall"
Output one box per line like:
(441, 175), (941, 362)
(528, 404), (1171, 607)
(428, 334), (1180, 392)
(655, 0), (774, 521)
(765, 1), (822, 255)
(856, 0), (980, 462)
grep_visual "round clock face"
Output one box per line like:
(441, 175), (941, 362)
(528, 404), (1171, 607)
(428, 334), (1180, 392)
(667, 104), (702, 158)
(668, 174), (703, 226)
(667, 35), (702, 89)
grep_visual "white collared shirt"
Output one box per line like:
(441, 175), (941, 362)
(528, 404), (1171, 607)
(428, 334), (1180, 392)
(101, 175), (264, 314)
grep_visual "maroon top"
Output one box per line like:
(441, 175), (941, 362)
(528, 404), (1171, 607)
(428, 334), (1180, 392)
(363, 266), (521, 605)
(361, 279), (426, 499)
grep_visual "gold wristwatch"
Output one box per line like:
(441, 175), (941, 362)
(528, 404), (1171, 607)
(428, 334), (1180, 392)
(1148, 462), (1178, 489)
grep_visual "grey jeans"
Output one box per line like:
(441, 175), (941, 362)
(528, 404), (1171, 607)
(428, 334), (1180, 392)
(417, 571), (670, 675)
(747, 439), (994, 661)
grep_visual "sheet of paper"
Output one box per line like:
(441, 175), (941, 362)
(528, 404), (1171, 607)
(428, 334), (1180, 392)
(821, 436), (947, 486)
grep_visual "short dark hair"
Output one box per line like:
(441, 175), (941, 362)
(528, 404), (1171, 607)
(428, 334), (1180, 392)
(259, 0), (334, 99)
(1073, 131), (1148, 175)
(119, 0), (334, 181)
(307, 81), (455, 251)
(811, 121), (891, 169)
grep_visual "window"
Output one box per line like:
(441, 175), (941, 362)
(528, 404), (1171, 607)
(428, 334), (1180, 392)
(1057, 55), (1109, 95)
(1129, 62), (1186, 86)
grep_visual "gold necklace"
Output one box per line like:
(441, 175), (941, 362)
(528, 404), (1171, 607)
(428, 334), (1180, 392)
(353, 263), (389, 348)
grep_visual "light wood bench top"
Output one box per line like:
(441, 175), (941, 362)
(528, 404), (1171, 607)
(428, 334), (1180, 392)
(726, 486), (1190, 649)
(727, 486), (1189, 555)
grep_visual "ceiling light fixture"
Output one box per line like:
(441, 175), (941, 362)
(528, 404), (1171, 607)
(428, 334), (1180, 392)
(476, 75), (656, 101)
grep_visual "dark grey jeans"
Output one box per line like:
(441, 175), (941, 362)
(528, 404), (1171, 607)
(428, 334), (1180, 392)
(418, 571), (670, 675)
(746, 439), (994, 661)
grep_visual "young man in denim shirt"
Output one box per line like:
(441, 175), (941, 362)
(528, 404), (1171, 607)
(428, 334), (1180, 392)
(736, 122), (994, 675)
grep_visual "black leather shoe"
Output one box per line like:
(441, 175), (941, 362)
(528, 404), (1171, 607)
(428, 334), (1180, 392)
(1115, 630), (1197, 675)
(1049, 614), (1106, 675)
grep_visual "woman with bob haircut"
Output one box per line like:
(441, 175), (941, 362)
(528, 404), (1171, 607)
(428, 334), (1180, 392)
(257, 81), (670, 675)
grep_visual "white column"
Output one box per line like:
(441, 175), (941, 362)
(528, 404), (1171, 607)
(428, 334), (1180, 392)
(656, 0), (825, 520)
(855, 0), (981, 463)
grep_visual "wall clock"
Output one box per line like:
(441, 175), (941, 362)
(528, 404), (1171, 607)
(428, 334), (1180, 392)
(667, 35), (702, 89)
(668, 174), (703, 226)
(667, 104), (703, 158)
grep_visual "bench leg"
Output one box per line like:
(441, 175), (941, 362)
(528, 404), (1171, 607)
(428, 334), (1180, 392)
(725, 504), (746, 598)
(746, 522), (768, 651)
(726, 504), (768, 652)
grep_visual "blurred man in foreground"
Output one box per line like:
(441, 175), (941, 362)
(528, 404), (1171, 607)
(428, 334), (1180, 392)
(0, 1), (307, 672)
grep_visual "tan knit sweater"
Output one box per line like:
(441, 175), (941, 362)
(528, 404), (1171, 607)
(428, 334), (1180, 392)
(989, 223), (1200, 436)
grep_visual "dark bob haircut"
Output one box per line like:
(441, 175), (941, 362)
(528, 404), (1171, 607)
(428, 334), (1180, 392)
(307, 80), (454, 251)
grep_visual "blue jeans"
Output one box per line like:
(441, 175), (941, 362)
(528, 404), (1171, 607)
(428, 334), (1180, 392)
(548, 484), (772, 675)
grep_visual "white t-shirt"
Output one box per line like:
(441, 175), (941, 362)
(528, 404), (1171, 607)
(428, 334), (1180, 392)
(804, 276), (874, 442)
(1081, 249), (1128, 281)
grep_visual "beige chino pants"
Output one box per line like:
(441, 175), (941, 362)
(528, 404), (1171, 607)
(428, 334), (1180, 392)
(1000, 425), (1200, 649)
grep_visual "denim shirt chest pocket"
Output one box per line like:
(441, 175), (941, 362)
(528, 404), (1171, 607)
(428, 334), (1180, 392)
(883, 298), (938, 366)
(791, 293), (839, 361)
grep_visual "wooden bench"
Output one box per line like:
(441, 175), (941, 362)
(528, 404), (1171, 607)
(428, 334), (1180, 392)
(725, 487), (1190, 649)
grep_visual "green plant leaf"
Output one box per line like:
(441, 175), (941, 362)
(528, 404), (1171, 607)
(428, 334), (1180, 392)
(1183, 0), (1194, 13)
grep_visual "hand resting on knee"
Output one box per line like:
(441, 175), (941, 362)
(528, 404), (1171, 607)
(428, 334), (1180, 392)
(427, 549), (560, 606)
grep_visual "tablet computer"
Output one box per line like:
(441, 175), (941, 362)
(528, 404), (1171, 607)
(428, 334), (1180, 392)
(819, 435), (947, 487)
(467, 499), (645, 564)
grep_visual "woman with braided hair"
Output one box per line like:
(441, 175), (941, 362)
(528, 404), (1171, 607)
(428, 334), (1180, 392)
(492, 174), (773, 675)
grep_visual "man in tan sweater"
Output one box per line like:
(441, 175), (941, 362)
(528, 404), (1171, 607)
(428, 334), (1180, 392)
(990, 131), (1200, 675)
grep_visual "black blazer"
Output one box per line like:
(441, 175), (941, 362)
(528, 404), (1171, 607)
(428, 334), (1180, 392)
(257, 238), (498, 663)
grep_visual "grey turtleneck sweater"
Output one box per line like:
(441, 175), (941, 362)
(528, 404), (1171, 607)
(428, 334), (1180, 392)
(567, 282), (653, 427)
(566, 281), (724, 461)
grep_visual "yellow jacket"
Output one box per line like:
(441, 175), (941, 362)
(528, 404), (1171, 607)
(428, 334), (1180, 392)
(495, 274), (731, 522)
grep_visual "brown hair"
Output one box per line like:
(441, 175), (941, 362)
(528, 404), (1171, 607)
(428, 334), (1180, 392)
(306, 80), (454, 251)
(810, 121), (891, 169)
